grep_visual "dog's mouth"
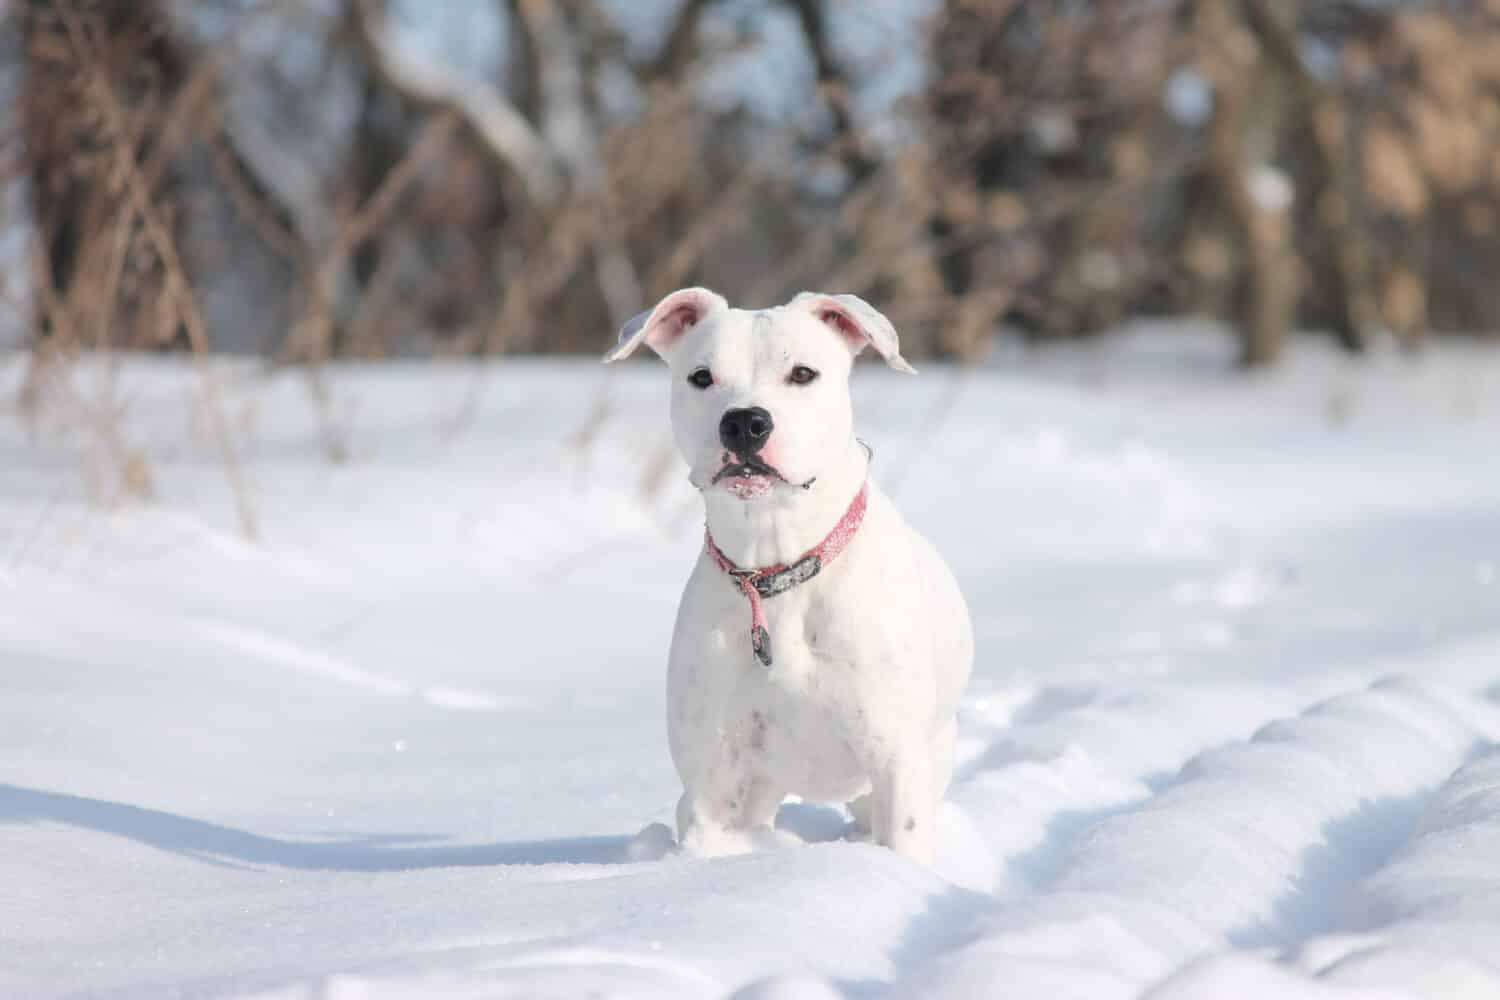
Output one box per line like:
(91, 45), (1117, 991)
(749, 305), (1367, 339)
(708, 456), (816, 498)
(712, 457), (787, 485)
(711, 458), (785, 499)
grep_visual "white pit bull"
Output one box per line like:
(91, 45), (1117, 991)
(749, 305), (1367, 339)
(606, 288), (972, 864)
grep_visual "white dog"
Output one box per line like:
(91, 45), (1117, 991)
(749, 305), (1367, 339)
(606, 288), (972, 864)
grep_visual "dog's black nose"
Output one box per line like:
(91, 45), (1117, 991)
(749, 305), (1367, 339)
(719, 406), (774, 456)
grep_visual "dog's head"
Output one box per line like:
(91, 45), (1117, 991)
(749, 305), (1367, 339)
(605, 288), (915, 499)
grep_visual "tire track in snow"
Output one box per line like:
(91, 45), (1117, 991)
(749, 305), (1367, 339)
(899, 678), (1500, 999)
(949, 677), (1328, 898)
(1146, 745), (1500, 998)
(889, 677), (1343, 994)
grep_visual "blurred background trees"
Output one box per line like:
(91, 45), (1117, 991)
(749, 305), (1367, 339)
(4, 0), (1500, 372)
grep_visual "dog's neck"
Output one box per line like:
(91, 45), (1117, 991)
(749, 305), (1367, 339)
(701, 440), (870, 569)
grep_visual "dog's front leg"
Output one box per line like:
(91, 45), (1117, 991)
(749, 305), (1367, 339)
(675, 771), (783, 855)
(871, 751), (935, 864)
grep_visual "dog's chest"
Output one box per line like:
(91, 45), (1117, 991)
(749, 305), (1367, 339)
(680, 570), (881, 795)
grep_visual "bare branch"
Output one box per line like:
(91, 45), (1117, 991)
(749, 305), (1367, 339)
(352, 0), (563, 207)
(1240, 0), (1377, 353)
(513, 0), (641, 326)
(786, 0), (875, 180)
(282, 112), (458, 365)
(644, 0), (715, 82)
(56, 1), (258, 536)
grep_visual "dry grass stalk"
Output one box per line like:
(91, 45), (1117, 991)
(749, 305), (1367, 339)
(55, 1), (257, 535)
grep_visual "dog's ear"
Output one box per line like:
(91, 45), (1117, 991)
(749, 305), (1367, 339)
(789, 292), (917, 374)
(604, 287), (728, 363)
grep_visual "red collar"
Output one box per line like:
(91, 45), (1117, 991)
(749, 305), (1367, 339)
(704, 483), (869, 667)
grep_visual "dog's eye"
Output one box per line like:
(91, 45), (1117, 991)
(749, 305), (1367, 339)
(687, 367), (713, 389)
(788, 365), (820, 386)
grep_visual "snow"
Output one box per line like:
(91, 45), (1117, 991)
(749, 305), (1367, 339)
(1164, 68), (1213, 128)
(1249, 166), (1295, 213)
(2, 324), (1499, 998)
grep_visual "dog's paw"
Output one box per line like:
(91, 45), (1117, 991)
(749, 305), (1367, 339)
(678, 822), (800, 858)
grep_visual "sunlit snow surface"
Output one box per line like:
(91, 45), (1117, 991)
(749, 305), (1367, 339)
(3, 324), (1499, 998)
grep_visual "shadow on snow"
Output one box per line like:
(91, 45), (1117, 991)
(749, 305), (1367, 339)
(0, 783), (635, 870)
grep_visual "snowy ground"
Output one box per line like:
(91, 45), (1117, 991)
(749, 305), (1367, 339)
(2, 325), (1498, 999)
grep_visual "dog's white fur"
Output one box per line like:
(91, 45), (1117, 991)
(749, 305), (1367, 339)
(606, 288), (972, 864)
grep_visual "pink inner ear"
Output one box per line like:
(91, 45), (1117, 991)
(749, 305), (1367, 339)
(816, 307), (866, 349)
(653, 302), (703, 346)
